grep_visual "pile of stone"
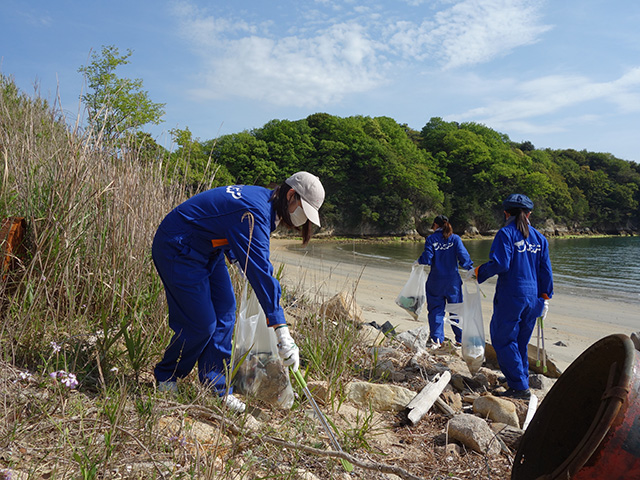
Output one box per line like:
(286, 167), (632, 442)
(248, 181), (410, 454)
(319, 290), (561, 457)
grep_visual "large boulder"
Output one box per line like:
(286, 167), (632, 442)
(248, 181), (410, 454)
(473, 395), (520, 428)
(447, 414), (502, 456)
(484, 343), (562, 378)
(345, 381), (416, 412)
(321, 291), (365, 324)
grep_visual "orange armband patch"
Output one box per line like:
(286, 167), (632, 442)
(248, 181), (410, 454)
(211, 238), (229, 248)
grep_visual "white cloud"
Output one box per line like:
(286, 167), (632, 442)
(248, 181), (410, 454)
(436, 0), (551, 68)
(174, 2), (384, 106)
(17, 9), (53, 27)
(386, 0), (551, 68)
(191, 27), (384, 106)
(453, 68), (640, 133)
(173, 0), (552, 106)
(172, 2), (255, 47)
(401, 0), (429, 6)
(611, 67), (640, 112)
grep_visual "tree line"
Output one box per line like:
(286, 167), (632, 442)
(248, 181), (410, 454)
(150, 114), (639, 236)
(58, 46), (640, 235)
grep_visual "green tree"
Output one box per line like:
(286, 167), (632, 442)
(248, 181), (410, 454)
(122, 131), (167, 164)
(253, 119), (315, 175)
(303, 114), (442, 232)
(175, 112), (638, 235)
(419, 118), (556, 231)
(78, 45), (165, 141)
(165, 127), (233, 191)
(212, 132), (276, 185)
(420, 117), (460, 153)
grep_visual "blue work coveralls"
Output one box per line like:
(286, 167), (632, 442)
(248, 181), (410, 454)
(417, 230), (473, 343)
(152, 185), (286, 394)
(477, 218), (553, 391)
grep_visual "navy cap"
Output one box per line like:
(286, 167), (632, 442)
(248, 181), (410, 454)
(433, 215), (448, 226)
(503, 193), (534, 211)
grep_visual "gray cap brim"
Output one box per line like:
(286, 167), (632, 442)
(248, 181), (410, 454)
(300, 197), (321, 227)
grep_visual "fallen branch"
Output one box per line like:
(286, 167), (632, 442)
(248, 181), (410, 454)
(264, 434), (425, 480)
(435, 397), (456, 417)
(34, 416), (169, 479)
(406, 371), (451, 425)
(169, 401), (427, 480)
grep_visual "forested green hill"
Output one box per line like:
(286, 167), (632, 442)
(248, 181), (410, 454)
(164, 114), (639, 236)
(3, 73), (636, 236)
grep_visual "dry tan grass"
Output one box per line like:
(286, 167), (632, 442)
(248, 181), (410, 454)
(0, 76), (514, 480)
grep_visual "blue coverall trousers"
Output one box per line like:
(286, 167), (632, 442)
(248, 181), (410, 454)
(490, 294), (545, 391)
(426, 276), (463, 343)
(152, 230), (237, 394)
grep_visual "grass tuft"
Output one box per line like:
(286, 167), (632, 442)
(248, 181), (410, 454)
(0, 74), (387, 479)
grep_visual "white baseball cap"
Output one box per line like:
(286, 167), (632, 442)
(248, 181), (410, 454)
(285, 171), (325, 227)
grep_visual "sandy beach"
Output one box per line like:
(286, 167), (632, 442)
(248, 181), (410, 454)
(270, 238), (638, 373)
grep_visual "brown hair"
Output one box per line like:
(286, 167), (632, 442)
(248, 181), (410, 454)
(270, 184), (312, 245)
(506, 208), (530, 238)
(440, 221), (453, 240)
(433, 215), (453, 240)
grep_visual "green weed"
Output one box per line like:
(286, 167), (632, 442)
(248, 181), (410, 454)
(0, 74), (387, 480)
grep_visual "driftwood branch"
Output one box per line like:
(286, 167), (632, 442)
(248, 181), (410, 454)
(406, 371), (452, 424)
(168, 401), (427, 480)
(263, 434), (425, 480)
(40, 416), (169, 479)
(435, 397), (456, 417)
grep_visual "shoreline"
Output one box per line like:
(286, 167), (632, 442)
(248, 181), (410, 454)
(270, 237), (638, 374)
(276, 231), (638, 243)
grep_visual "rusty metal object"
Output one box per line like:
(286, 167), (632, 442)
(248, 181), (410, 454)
(512, 334), (640, 479)
(1, 216), (26, 278)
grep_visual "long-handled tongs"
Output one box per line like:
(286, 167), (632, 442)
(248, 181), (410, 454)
(291, 368), (354, 472)
(535, 316), (548, 374)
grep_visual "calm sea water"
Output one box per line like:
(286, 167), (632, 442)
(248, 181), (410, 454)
(292, 236), (640, 305)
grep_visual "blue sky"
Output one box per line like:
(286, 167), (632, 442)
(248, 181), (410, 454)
(2, 0), (639, 162)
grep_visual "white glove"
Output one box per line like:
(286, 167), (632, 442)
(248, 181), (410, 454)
(275, 325), (300, 372)
(540, 299), (549, 320)
(464, 269), (476, 282)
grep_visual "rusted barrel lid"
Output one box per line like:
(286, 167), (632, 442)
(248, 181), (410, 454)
(512, 334), (640, 479)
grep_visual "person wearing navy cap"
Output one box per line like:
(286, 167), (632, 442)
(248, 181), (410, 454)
(474, 193), (553, 399)
(152, 172), (325, 412)
(415, 215), (474, 348)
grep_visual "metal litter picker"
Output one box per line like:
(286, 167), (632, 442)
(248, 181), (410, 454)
(535, 315), (548, 374)
(291, 368), (354, 472)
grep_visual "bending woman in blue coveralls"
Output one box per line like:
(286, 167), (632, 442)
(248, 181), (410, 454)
(416, 215), (473, 349)
(152, 171), (325, 413)
(475, 194), (553, 399)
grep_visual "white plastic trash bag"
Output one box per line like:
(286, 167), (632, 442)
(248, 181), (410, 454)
(460, 281), (485, 375)
(444, 302), (464, 330)
(233, 282), (294, 409)
(395, 264), (427, 320)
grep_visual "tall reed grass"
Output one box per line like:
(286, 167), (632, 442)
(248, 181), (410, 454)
(0, 74), (185, 382)
(0, 75), (382, 479)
